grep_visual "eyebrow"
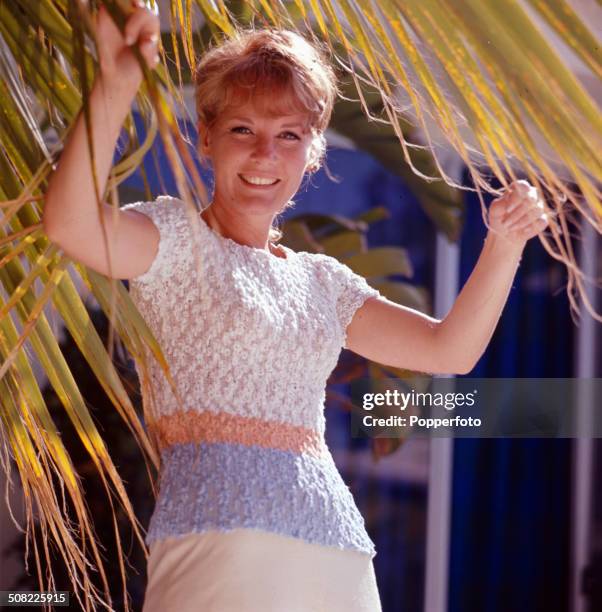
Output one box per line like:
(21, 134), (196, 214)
(228, 116), (305, 129)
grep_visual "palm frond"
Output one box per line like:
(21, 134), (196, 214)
(0, 0), (600, 609)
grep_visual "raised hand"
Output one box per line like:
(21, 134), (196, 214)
(487, 180), (551, 247)
(93, 0), (161, 86)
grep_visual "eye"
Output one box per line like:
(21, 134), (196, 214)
(230, 126), (300, 140)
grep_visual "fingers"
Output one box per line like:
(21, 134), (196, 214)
(123, 3), (161, 68)
(489, 193), (522, 226)
(499, 181), (524, 217)
(504, 206), (542, 231)
(124, 4), (160, 47)
(488, 179), (554, 245)
(516, 214), (550, 240)
(507, 179), (533, 199)
(500, 181), (539, 220)
(131, 0), (159, 16)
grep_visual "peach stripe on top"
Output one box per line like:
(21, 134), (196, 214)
(149, 409), (328, 457)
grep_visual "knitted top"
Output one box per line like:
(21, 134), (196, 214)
(122, 195), (381, 558)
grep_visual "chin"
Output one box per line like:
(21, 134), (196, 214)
(235, 195), (289, 214)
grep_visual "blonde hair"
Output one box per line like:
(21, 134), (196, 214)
(193, 26), (339, 243)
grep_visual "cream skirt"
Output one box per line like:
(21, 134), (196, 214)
(143, 528), (382, 612)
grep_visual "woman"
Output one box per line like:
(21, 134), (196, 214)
(42, 2), (549, 611)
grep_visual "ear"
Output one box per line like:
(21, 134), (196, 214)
(305, 141), (321, 174)
(197, 122), (212, 159)
(305, 130), (326, 174)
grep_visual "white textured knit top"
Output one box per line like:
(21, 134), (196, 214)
(121, 195), (382, 558)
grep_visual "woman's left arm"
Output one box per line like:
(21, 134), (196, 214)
(345, 180), (551, 375)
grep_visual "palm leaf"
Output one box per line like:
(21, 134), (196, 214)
(329, 76), (464, 240)
(0, 0), (600, 608)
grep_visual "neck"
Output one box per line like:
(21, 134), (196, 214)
(200, 204), (276, 252)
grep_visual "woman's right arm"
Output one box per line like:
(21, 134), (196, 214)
(42, 2), (161, 280)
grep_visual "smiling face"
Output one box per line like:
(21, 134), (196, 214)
(197, 94), (318, 220)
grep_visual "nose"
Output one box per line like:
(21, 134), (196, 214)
(251, 135), (277, 161)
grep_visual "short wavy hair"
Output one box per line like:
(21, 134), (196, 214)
(193, 27), (339, 242)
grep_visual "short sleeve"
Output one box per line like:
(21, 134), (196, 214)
(319, 255), (382, 349)
(121, 196), (184, 285)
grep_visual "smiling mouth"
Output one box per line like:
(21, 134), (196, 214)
(238, 174), (281, 187)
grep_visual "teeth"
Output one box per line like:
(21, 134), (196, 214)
(240, 174), (279, 186)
